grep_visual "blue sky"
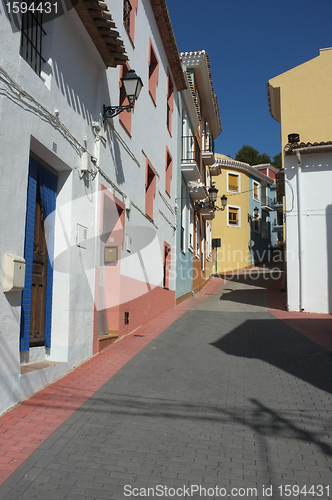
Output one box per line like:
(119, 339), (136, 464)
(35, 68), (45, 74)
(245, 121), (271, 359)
(167, 0), (332, 161)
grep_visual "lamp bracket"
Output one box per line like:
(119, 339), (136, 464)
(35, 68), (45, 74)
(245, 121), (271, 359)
(195, 201), (226, 212)
(103, 100), (135, 120)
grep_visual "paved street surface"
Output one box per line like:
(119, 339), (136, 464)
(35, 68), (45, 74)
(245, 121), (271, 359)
(1, 272), (332, 500)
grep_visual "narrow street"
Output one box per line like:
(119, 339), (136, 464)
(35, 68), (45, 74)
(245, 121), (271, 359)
(1, 272), (332, 500)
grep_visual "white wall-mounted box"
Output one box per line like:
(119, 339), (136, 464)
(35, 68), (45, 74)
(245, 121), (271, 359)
(3, 254), (26, 292)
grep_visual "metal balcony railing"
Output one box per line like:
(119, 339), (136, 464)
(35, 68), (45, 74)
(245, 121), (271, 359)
(261, 195), (274, 208)
(202, 134), (214, 155)
(181, 136), (201, 167)
(273, 219), (283, 228)
(274, 195), (283, 206)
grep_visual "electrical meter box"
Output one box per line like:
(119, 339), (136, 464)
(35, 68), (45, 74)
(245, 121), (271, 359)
(104, 246), (118, 265)
(3, 254), (26, 292)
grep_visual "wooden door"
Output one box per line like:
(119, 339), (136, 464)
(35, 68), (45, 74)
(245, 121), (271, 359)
(30, 191), (47, 347)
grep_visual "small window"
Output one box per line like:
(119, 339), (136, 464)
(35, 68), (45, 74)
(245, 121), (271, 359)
(20, 11), (46, 76)
(165, 148), (172, 197)
(148, 40), (159, 104)
(163, 242), (171, 289)
(166, 73), (174, 133)
(123, 0), (137, 43)
(119, 65), (132, 135)
(253, 181), (259, 201)
(145, 160), (156, 221)
(228, 206), (240, 227)
(228, 172), (240, 193)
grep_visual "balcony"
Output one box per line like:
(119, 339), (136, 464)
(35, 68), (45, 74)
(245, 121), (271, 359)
(181, 136), (201, 182)
(274, 196), (283, 211)
(209, 163), (221, 176)
(273, 219), (283, 230)
(261, 195), (274, 211)
(188, 181), (208, 201)
(195, 202), (215, 220)
(202, 134), (215, 166)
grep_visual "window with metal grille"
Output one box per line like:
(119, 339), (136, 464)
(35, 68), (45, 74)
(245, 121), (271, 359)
(123, 0), (132, 34)
(20, 10), (46, 76)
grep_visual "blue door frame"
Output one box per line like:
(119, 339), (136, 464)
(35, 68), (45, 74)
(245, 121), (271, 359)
(20, 157), (57, 352)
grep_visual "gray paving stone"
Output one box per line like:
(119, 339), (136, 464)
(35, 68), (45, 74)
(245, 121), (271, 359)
(1, 272), (332, 500)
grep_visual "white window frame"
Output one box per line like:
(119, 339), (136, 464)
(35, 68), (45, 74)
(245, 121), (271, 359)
(206, 221), (212, 260)
(227, 171), (240, 193)
(253, 180), (260, 201)
(181, 180), (187, 254)
(195, 215), (200, 259)
(227, 205), (241, 228)
(189, 205), (194, 252)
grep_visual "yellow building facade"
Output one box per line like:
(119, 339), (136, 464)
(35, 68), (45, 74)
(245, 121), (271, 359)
(211, 155), (251, 274)
(267, 48), (332, 149)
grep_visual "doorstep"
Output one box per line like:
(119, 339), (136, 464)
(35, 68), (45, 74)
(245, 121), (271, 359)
(20, 360), (65, 374)
(98, 332), (119, 352)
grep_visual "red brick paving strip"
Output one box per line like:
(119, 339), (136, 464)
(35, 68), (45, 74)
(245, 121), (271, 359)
(268, 278), (332, 353)
(0, 278), (226, 485)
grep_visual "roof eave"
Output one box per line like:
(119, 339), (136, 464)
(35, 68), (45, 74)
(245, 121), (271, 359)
(74, 0), (128, 68)
(181, 51), (222, 138)
(266, 82), (281, 123)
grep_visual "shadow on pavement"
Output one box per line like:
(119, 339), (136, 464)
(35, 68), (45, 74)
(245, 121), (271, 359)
(211, 318), (332, 395)
(45, 391), (332, 461)
(219, 271), (286, 310)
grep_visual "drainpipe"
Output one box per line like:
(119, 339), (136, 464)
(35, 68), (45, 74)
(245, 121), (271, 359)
(295, 150), (304, 311)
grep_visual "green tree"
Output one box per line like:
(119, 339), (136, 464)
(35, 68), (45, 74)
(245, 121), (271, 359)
(257, 152), (271, 164)
(235, 145), (271, 165)
(271, 152), (282, 170)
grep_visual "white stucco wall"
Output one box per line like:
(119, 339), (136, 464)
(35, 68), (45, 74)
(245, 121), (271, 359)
(0, 0), (180, 414)
(285, 151), (332, 313)
(0, 8), (102, 412)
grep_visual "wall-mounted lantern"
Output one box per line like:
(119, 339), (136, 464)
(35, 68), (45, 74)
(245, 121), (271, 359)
(103, 69), (143, 120)
(248, 206), (259, 222)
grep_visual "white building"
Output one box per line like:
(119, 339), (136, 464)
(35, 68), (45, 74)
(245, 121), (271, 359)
(284, 142), (332, 313)
(0, 0), (186, 415)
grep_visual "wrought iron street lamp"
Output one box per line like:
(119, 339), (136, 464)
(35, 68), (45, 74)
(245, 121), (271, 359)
(248, 206), (259, 222)
(103, 69), (143, 120)
(208, 185), (227, 211)
(195, 186), (227, 212)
